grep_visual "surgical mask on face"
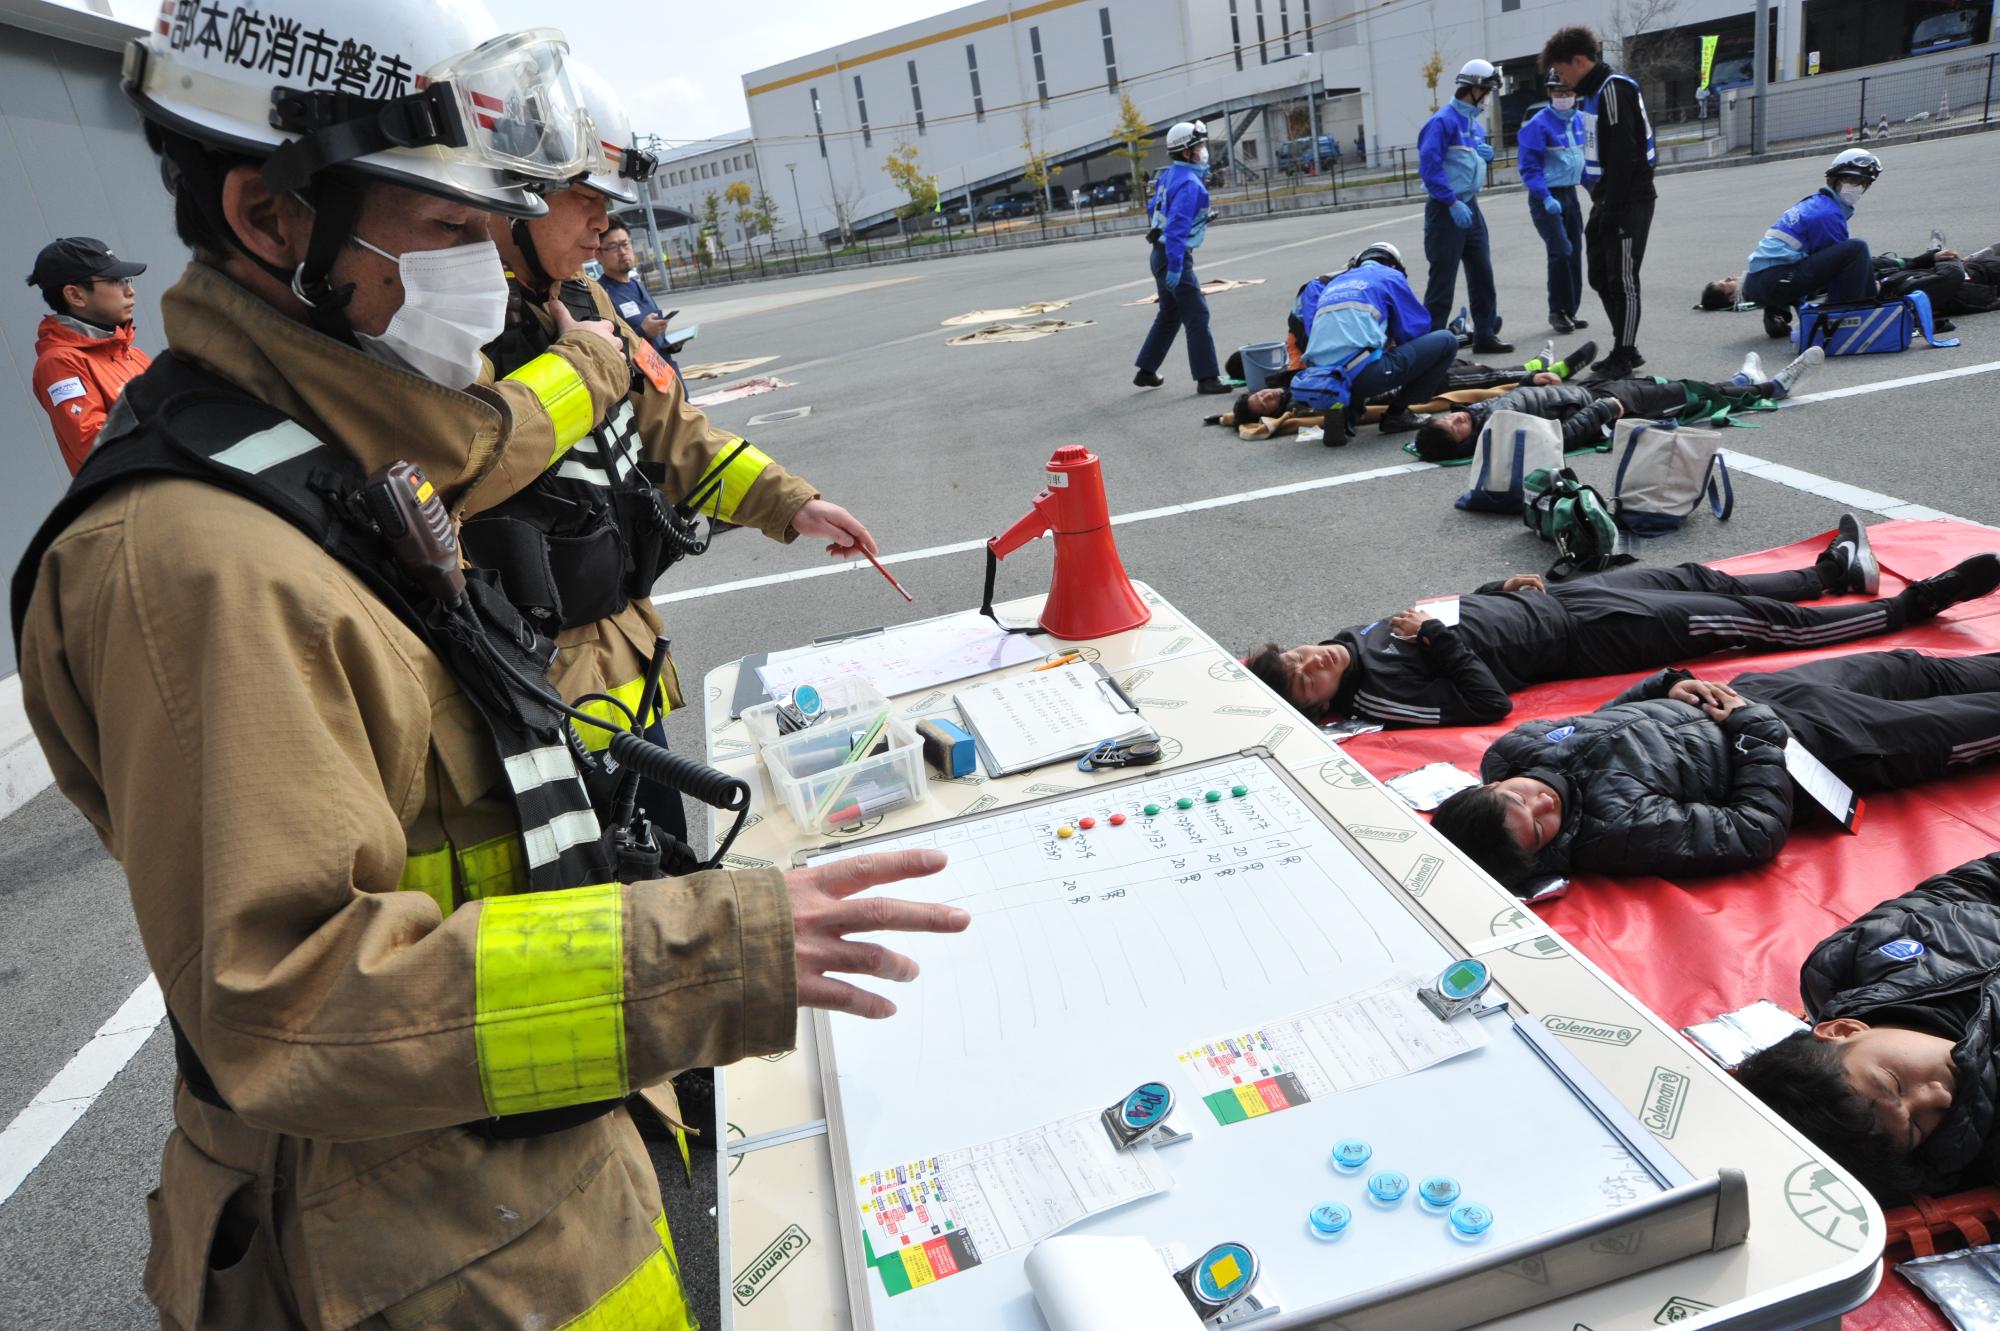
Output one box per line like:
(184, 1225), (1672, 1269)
(348, 234), (509, 389)
(1195, 145), (1210, 165)
(1550, 94), (1577, 113)
(1835, 183), (1867, 208)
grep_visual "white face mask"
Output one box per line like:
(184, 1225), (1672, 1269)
(348, 235), (509, 389)
(1194, 145), (1210, 165)
(1550, 94), (1577, 113)
(1835, 183), (1867, 207)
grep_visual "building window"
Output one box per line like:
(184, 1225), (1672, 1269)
(1502, 0), (1520, 8)
(1278, 0), (1291, 56)
(809, 87), (827, 158)
(1099, 8), (1119, 90)
(966, 43), (985, 120)
(1302, 0), (1314, 51)
(1243, 138), (1258, 160)
(908, 59), (926, 135)
(1254, 0), (1267, 65)
(854, 75), (871, 146)
(1030, 26), (1048, 105)
(1228, 0), (1243, 70)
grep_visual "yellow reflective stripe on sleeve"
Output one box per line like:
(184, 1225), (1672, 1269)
(571, 675), (666, 753)
(474, 882), (628, 1115)
(397, 845), (454, 917)
(504, 352), (595, 461)
(703, 439), (773, 523)
(458, 833), (527, 901)
(556, 1210), (693, 1331)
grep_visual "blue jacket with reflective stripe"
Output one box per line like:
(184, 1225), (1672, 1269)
(1290, 262), (1432, 409)
(1418, 98), (1488, 204)
(1148, 160), (1212, 272)
(1517, 108), (1586, 203)
(1747, 187), (1854, 273)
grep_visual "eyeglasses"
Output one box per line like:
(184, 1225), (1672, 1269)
(600, 237), (634, 251)
(89, 277), (136, 291)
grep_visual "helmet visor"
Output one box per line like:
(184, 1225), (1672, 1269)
(431, 29), (594, 183)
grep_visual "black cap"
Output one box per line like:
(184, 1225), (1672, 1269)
(26, 237), (146, 292)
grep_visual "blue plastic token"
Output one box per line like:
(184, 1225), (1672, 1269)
(1330, 1139), (1372, 1172)
(1366, 1170), (1410, 1204)
(1193, 1242), (1257, 1303)
(1308, 1202), (1352, 1238)
(1119, 1082), (1173, 1133)
(1436, 959), (1491, 1004)
(791, 684), (823, 719)
(1418, 1175), (1462, 1210)
(1449, 1202), (1494, 1239)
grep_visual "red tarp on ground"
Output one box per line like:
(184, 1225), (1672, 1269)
(1339, 520), (2000, 1331)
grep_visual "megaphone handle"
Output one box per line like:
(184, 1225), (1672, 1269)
(980, 543), (1041, 635)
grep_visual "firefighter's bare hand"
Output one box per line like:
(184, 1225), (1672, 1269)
(786, 850), (966, 1019)
(552, 300), (622, 353)
(1502, 574), (1546, 593)
(793, 499), (879, 558)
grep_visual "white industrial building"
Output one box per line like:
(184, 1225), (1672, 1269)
(639, 131), (768, 261)
(742, 0), (1993, 242)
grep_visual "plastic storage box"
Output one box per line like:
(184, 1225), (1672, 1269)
(741, 674), (886, 755)
(760, 710), (928, 834)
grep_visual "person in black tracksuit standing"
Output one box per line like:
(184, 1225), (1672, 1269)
(1245, 525), (2000, 729)
(1546, 26), (1656, 380)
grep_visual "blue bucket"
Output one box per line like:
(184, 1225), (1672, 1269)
(1238, 341), (1288, 391)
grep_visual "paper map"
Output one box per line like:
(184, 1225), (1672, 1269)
(1178, 974), (1487, 1126)
(856, 1110), (1170, 1297)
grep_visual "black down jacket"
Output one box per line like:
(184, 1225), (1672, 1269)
(1799, 853), (2000, 1190)
(1478, 695), (1795, 879)
(1460, 382), (1622, 453)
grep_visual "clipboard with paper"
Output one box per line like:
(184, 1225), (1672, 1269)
(951, 662), (1156, 776)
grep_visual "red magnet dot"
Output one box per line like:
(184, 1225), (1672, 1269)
(1078, 816), (1097, 830)
(1109, 812), (1127, 826)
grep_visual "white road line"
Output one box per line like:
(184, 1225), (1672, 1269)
(654, 461), (1434, 606)
(659, 358), (2000, 607)
(0, 974), (163, 1207)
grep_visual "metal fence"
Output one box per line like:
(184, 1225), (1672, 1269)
(1722, 47), (1998, 152)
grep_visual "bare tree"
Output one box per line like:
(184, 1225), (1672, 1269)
(1607, 0), (1687, 116)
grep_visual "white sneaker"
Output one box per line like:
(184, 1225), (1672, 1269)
(1729, 351), (1764, 388)
(1770, 345), (1825, 399)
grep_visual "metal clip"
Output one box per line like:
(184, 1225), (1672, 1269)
(1077, 737), (1164, 772)
(1100, 1081), (1192, 1151)
(1175, 1242), (1268, 1325)
(1417, 958), (1493, 1023)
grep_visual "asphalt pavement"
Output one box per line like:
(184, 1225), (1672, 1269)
(2, 130), (1995, 1329)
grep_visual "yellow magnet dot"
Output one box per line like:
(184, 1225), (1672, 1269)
(1057, 825), (1075, 839)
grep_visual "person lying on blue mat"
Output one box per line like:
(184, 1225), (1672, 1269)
(1245, 524), (2000, 729)
(1223, 340), (1598, 431)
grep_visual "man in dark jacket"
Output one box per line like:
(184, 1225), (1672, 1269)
(1409, 345), (1822, 462)
(1736, 853), (2000, 1201)
(1546, 26), (1656, 379)
(1246, 526), (1996, 728)
(1432, 614), (2000, 889)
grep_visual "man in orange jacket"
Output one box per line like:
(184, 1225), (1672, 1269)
(26, 237), (152, 474)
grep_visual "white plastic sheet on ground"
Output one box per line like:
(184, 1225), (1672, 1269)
(944, 319), (1097, 346)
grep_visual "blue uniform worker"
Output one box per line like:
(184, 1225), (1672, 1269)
(1420, 59), (1509, 353)
(1290, 243), (1458, 434)
(1135, 120), (1227, 394)
(1518, 72), (1590, 334)
(594, 221), (677, 367)
(1740, 150), (1882, 338)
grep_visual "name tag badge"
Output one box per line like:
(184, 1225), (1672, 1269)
(619, 300), (642, 317)
(632, 338), (678, 395)
(45, 375), (87, 406)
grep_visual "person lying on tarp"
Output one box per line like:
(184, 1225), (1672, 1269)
(1286, 241), (1459, 438)
(1406, 346), (1823, 463)
(1219, 340), (1598, 434)
(1701, 241), (1999, 326)
(1427, 606), (2000, 893)
(1734, 852), (2000, 1202)
(1244, 521), (2000, 729)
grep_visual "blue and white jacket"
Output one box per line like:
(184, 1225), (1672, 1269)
(1290, 261), (1433, 410)
(1746, 187), (1855, 274)
(1517, 107), (1586, 204)
(1147, 160), (1212, 273)
(1418, 98), (1489, 204)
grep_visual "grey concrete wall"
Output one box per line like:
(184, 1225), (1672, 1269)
(0, 24), (178, 675)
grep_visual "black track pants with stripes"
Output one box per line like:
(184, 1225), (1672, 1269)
(1558, 562), (1905, 679)
(1585, 197), (1653, 353)
(1736, 650), (2000, 793)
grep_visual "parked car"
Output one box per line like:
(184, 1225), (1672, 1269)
(1088, 178), (1135, 204)
(1277, 133), (1341, 174)
(1708, 54), (1755, 93)
(984, 196), (1032, 220)
(1910, 7), (1984, 54)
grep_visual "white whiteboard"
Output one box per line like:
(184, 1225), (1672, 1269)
(810, 755), (1680, 1330)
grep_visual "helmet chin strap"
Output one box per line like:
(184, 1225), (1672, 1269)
(510, 216), (558, 293)
(285, 180), (365, 343)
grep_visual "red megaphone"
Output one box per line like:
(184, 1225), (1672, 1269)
(987, 445), (1151, 640)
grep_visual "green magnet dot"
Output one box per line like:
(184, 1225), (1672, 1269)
(1205, 790), (1222, 803)
(1144, 803), (1161, 816)
(1231, 785), (1248, 797)
(1176, 797), (1194, 810)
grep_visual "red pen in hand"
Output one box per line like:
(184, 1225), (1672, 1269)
(860, 546), (913, 602)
